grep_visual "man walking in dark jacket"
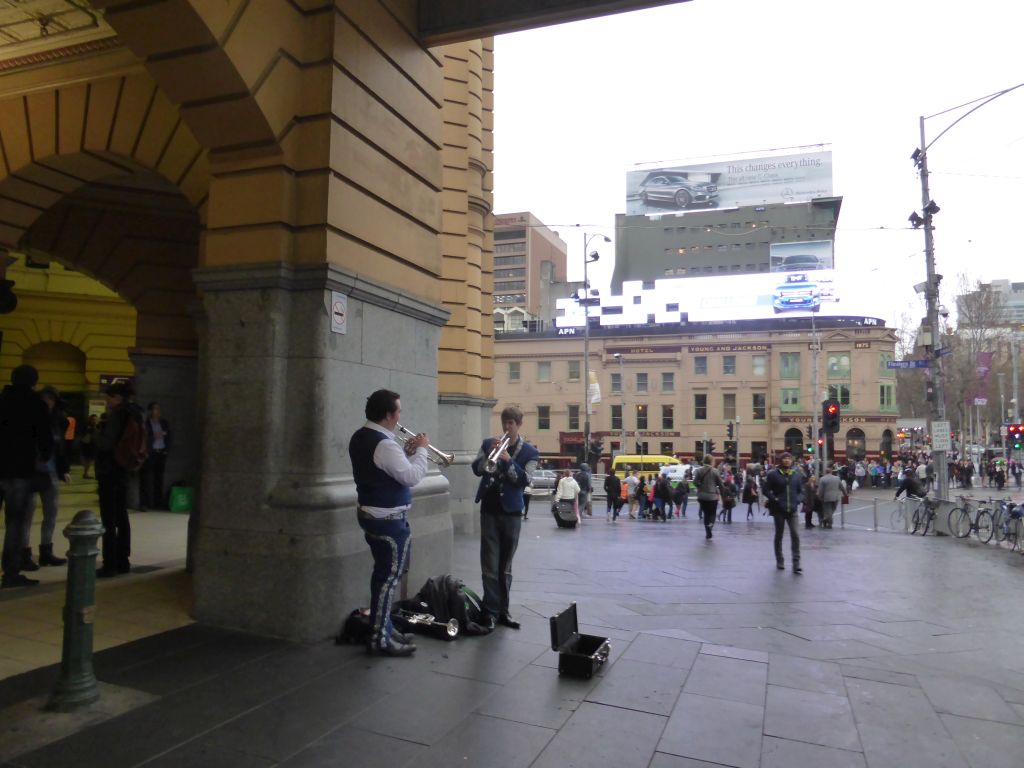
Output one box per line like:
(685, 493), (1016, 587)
(603, 472), (622, 522)
(0, 365), (52, 588)
(763, 452), (805, 573)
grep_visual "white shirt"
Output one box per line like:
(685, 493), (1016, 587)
(916, 463), (928, 480)
(359, 421), (429, 518)
(556, 476), (580, 501)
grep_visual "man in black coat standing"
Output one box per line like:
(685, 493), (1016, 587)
(762, 452), (805, 574)
(0, 365), (52, 588)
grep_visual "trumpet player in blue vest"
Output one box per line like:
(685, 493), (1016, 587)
(349, 389), (429, 656)
(472, 406), (539, 630)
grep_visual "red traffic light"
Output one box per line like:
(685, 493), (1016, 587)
(826, 403), (839, 415)
(816, 438), (824, 446)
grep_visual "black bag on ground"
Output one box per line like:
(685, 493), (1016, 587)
(395, 574), (490, 637)
(335, 608), (372, 645)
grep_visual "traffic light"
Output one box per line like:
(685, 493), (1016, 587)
(817, 437), (825, 449)
(1009, 424), (1023, 450)
(822, 399), (841, 434)
(806, 443), (814, 455)
(707, 440), (716, 454)
(588, 438), (604, 464)
(726, 421), (734, 439)
(806, 424), (813, 440)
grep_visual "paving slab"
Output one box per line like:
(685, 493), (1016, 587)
(682, 652), (767, 706)
(764, 684), (861, 752)
(530, 701), (666, 768)
(658, 692), (764, 768)
(768, 654), (846, 696)
(760, 735), (866, 768)
(586, 657), (688, 716)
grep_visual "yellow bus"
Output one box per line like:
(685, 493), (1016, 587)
(610, 454), (680, 477)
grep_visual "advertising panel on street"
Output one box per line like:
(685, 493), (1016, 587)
(626, 150), (833, 216)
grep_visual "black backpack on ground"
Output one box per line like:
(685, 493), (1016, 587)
(396, 574), (490, 636)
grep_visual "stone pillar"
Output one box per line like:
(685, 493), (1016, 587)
(438, 394), (497, 535)
(190, 263), (452, 642)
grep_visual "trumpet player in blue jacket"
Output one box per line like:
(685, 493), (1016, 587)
(472, 406), (539, 631)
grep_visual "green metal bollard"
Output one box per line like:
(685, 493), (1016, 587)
(47, 510), (105, 712)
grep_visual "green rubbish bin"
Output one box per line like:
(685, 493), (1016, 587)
(168, 486), (194, 513)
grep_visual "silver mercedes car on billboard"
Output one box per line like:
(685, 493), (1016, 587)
(637, 172), (719, 209)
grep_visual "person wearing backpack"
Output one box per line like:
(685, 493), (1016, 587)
(94, 381), (144, 577)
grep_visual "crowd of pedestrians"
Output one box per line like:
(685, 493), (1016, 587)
(0, 364), (175, 589)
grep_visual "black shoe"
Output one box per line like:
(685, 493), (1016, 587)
(96, 567), (118, 578)
(117, 562), (131, 574)
(39, 544), (67, 567)
(1, 574), (40, 588)
(705, 528), (713, 540)
(366, 640), (417, 657)
(20, 549), (39, 572)
(497, 614), (521, 630)
(805, 524), (815, 529)
(391, 629), (413, 645)
(793, 565), (803, 574)
(776, 562), (785, 570)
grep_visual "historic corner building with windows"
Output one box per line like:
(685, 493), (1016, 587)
(492, 315), (900, 468)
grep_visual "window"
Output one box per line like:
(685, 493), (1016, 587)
(828, 384), (851, 407)
(752, 393), (767, 421)
(827, 352), (851, 378)
(695, 440), (706, 457)
(752, 354), (767, 376)
(780, 352), (800, 379)
(781, 388), (800, 411)
(662, 372), (674, 393)
(879, 351), (895, 377)
(494, 255), (525, 266)
(636, 373), (648, 393)
(880, 384), (896, 411)
(660, 442), (674, 456)
(495, 280), (526, 290)
(694, 393), (707, 420)
(751, 441), (768, 462)
(494, 268), (526, 279)
(508, 362), (520, 382)
(568, 360), (581, 382)
(611, 405), (622, 431)
(538, 406), (550, 430)
(568, 404), (580, 431)
(636, 404), (648, 430)
(537, 361), (551, 383)
(723, 355), (736, 375)
(694, 356), (708, 375)
(611, 372), (622, 394)
(723, 393), (736, 421)
(636, 441), (649, 455)
(662, 405), (674, 430)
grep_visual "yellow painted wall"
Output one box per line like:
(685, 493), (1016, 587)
(0, 257), (136, 393)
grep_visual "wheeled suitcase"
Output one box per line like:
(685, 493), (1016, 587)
(549, 602), (610, 679)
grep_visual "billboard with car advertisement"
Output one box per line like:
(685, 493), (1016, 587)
(626, 150), (833, 216)
(555, 267), (848, 327)
(769, 240), (834, 272)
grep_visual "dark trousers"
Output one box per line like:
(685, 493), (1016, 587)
(480, 509), (522, 619)
(1, 478), (32, 577)
(698, 499), (717, 531)
(140, 451), (168, 508)
(773, 512), (800, 566)
(358, 514), (411, 648)
(98, 471), (131, 570)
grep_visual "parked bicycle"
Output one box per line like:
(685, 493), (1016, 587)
(992, 498), (1023, 551)
(948, 495), (994, 542)
(911, 494), (940, 535)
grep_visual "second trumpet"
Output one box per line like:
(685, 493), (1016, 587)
(484, 432), (511, 473)
(396, 424), (454, 467)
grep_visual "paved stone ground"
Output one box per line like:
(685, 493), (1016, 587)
(2, 496), (1024, 768)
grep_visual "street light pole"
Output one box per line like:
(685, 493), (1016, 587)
(916, 117), (948, 500)
(581, 233), (609, 469)
(999, 372), (1007, 461)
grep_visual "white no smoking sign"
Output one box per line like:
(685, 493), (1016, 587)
(330, 291), (347, 335)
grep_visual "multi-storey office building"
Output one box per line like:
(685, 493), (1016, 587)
(492, 314), (899, 469)
(492, 212), (569, 330)
(611, 197), (842, 292)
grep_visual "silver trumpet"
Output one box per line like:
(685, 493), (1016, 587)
(396, 424), (454, 467)
(392, 608), (460, 640)
(484, 432), (512, 473)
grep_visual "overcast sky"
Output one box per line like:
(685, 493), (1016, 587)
(491, 0), (1024, 330)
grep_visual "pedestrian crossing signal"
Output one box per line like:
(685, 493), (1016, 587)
(1009, 424), (1023, 450)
